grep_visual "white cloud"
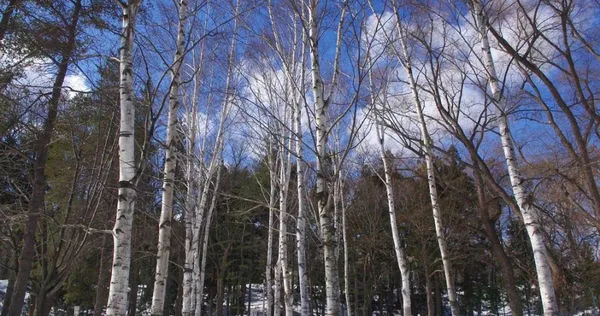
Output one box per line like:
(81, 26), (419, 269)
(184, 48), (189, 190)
(64, 72), (90, 98)
(4, 55), (90, 99)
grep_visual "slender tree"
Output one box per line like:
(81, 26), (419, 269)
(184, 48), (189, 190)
(381, 5), (461, 314)
(106, 1), (142, 315)
(277, 117), (294, 316)
(9, 1), (83, 314)
(376, 129), (412, 316)
(306, 0), (348, 313)
(470, 1), (558, 314)
(150, 0), (188, 313)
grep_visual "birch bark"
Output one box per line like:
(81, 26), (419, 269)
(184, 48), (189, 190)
(273, 261), (282, 316)
(191, 98), (228, 316)
(196, 162), (223, 312)
(266, 4), (310, 311)
(150, 1), (187, 313)
(393, 12), (460, 315)
(341, 174), (352, 316)
(376, 128), (412, 316)
(295, 85), (310, 316)
(106, 1), (141, 315)
(191, 7), (237, 313)
(181, 79), (199, 316)
(277, 125), (294, 316)
(306, 1), (346, 313)
(471, 2), (558, 314)
(265, 140), (277, 316)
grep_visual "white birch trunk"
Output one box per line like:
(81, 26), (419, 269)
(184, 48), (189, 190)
(182, 46), (203, 316)
(181, 136), (197, 315)
(308, 0), (340, 312)
(150, 1), (187, 314)
(266, 140), (277, 316)
(106, 1), (140, 315)
(367, 34), (412, 314)
(471, 2), (558, 314)
(191, 131), (225, 316)
(376, 129), (412, 316)
(273, 260), (282, 316)
(181, 160), (196, 316)
(192, 8), (237, 313)
(181, 174), (195, 315)
(395, 17), (460, 316)
(295, 90), (310, 316)
(192, 171), (212, 316)
(278, 128), (294, 316)
(341, 175), (352, 316)
(267, 3), (310, 311)
(196, 162), (223, 312)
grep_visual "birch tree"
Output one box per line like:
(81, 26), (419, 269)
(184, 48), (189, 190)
(181, 18), (206, 316)
(411, 8), (526, 313)
(181, 5), (238, 313)
(277, 121), (294, 316)
(369, 5), (461, 314)
(483, 0), (600, 225)
(294, 74), (310, 316)
(195, 159), (223, 314)
(266, 3), (311, 312)
(374, 128), (412, 316)
(470, 1), (558, 314)
(414, 23), (526, 314)
(365, 13), (413, 313)
(265, 138), (277, 316)
(339, 171), (352, 316)
(149, 0), (188, 313)
(306, 1), (347, 313)
(106, 1), (142, 315)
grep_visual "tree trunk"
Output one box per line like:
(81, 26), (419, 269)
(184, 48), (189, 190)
(189, 7), (237, 314)
(150, 0), (187, 314)
(94, 235), (109, 316)
(32, 287), (48, 316)
(393, 12), (459, 315)
(278, 137), (294, 316)
(182, 186), (196, 316)
(0, 252), (16, 316)
(191, 175), (211, 316)
(341, 179), (352, 316)
(308, 0), (341, 313)
(181, 65), (199, 316)
(471, 2), (558, 314)
(473, 166), (523, 316)
(106, 2), (141, 315)
(425, 271), (434, 316)
(377, 135), (412, 316)
(247, 284), (252, 315)
(295, 88), (310, 316)
(266, 3), (310, 311)
(266, 141), (277, 316)
(215, 266), (225, 316)
(9, 2), (82, 314)
(273, 261), (282, 316)
(196, 164), (223, 313)
(0, 0), (21, 45)
(127, 260), (139, 316)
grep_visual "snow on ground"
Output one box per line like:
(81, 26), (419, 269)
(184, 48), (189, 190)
(0, 279), (7, 309)
(2, 280), (598, 315)
(0, 280), (31, 316)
